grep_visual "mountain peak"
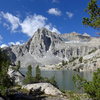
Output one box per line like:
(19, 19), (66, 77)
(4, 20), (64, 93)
(38, 27), (49, 31)
(26, 27), (62, 56)
(31, 28), (53, 39)
(83, 33), (90, 37)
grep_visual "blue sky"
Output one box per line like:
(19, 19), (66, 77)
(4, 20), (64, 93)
(0, 0), (100, 47)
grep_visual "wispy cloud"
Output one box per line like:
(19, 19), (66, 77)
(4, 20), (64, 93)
(1, 12), (20, 31)
(47, 8), (61, 16)
(66, 11), (74, 18)
(0, 12), (60, 37)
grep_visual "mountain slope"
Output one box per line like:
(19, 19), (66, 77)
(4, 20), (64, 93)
(3, 28), (100, 70)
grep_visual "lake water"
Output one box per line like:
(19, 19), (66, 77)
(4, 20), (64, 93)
(20, 68), (93, 91)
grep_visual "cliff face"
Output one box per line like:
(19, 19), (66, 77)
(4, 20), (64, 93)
(3, 28), (100, 70)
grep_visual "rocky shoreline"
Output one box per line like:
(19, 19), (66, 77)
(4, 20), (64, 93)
(0, 82), (89, 100)
(0, 82), (68, 100)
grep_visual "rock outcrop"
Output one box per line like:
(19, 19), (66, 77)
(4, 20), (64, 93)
(8, 68), (25, 85)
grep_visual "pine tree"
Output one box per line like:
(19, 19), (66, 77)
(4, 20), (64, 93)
(0, 49), (13, 95)
(82, 0), (100, 29)
(35, 65), (41, 82)
(23, 65), (33, 84)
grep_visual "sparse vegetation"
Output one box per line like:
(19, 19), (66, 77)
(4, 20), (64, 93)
(69, 57), (78, 63)
(62, 60), (68, 66)
(0, 49), (14, 95)
(88, 48), (97, 54)
(79, 57), (83, 63)
(62, 90), (88, 100)
(73, 68), (100, 100)
(73, 63), (76, 66)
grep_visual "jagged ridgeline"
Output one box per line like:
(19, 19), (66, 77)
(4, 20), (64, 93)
(2, 28), (100, 70)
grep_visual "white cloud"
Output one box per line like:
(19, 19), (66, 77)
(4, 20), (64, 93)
(66, 11), (74, 18)
(1, 12), (20, 31)
(20, 14), (47, 36)
(16, 41), (21, 45)
(0, 44), (8, 48)
(47, 8), (61, 16)
(21, 14), (60, 36)
(45, 24), (60, 34)
(0, 41), (22, 48)
(8, 42), (15, 45)
(8, 41), (22, 46)
(0, 35), (3, 43)
(0, 12), (60, 37)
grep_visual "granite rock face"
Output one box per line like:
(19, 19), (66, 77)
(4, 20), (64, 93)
(3, 28), (100, 70)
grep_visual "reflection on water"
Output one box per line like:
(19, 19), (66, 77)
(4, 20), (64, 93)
(20, 68), (93, 91)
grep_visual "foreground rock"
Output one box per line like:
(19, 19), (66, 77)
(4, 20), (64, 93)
(22, 83), (62, 96)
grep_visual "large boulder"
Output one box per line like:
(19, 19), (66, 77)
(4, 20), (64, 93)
(22, 83), (62, 96)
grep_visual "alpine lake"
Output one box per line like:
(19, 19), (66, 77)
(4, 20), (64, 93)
(20, 68), (93, 91)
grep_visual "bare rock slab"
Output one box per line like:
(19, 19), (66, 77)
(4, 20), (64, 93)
(22, 83), (62, 96)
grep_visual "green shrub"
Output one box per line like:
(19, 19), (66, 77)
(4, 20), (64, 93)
(62, 60), (68, 66)
(79, 57), (83, 63)
(62, 90), (81, 100)
(62, 60), (65, 66)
